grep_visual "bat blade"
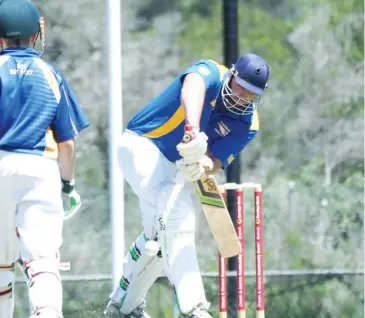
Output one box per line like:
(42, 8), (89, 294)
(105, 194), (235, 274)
(196, 176), (241, 258)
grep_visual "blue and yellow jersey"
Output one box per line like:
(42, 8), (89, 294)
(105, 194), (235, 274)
(128, 59), (259, 168)
(0, 48), (89, 159)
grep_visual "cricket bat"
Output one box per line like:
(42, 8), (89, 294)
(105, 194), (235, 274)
(196, 175), (241, 258)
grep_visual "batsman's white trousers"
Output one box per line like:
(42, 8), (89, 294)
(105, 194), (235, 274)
(117, 130), (209, 314)
(0, 150), (64, 317)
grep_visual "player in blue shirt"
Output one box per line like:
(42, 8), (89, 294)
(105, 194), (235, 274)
(0, 1), (89, 317)
(105, 54), (269, 318)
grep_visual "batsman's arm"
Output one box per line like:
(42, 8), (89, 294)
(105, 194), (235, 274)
(57, 138), (76, 182)
(58, 137), (82, 220)
(177, 61), (221, 163)
(181, 73), (207, 128)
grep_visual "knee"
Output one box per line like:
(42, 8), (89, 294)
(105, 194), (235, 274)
(19, 257), (60, 285)
(0, 263), (15, 299)
(156, 183), (196, 234)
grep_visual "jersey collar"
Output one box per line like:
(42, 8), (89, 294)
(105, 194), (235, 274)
(0, 47), (39, 57)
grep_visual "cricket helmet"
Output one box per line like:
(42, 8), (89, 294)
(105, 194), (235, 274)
(222, 53), (270, 115)
(0, 0), (41, 38)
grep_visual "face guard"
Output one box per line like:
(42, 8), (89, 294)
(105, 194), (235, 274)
(221, 67), (263, 115)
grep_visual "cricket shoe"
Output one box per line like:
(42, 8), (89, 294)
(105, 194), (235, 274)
(180, 303), (213, 318)
(104, 300), (151, 318)
(29, 307), (63, 317)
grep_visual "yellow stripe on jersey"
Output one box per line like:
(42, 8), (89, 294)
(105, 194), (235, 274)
(33, 58), (61, 103)
(144, 105), (185, 138)
(44, 129), (58, 160)
(249, 108), (259, 131)
(208, 60), (228, 80)
(226, 109), (259, 165)
(227, 155), (235, 165)
(208, 60), (227, 108)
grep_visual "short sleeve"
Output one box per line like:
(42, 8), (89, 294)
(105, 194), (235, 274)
(180, 60), (226, 97)
(52, 79), (89, 143)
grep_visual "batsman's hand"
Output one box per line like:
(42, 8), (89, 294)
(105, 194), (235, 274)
(61, 179), (82, 220)
(176, 159), (205, 182)
(176, 125), (208, 164)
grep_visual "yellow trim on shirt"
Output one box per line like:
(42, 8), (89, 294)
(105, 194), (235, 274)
(33, 58), (61, 103)
(208, 60), (228, 80)
(227, 155), (235, 165)
(143, 105), (185, 138)
(249, 108), (259, 131)
(44, 129), (58, 160)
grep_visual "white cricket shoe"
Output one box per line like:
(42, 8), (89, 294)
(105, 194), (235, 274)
(29, 307), (62, 317)
(104, 300), (151, 318)
(180, 303), (213, 318)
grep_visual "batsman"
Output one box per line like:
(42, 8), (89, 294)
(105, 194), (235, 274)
(105, 54), (270, 317)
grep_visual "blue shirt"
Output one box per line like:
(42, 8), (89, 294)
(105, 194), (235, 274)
(0, 48), (89, 159)
(128, 59), (259, 168)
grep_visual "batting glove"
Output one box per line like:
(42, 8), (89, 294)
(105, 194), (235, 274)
(61, 179), (82, 220)
(176, 125), (208, 164)
(176, 159), (205, 182)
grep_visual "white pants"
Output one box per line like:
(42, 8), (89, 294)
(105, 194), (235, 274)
(116, 131), (208, 314)
(0, 151), (64, 317)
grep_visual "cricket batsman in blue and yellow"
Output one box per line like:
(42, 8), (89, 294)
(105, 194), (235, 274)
(105, 53), (270, 318)
(0, 1), (89, 317)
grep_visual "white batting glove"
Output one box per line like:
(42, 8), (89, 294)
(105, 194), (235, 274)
(176, 159), (205, 182)
(61, 179), (82, 220)
(176, 125), (208, 164)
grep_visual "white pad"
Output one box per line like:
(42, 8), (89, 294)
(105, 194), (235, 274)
(159, 231), (207, 314)
(0, 264), (15, 318)
(21, 258), (62, 317)
(156, 182), (208, 314)
(110, 239), (163, 315)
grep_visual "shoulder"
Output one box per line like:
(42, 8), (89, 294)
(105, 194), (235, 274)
(32, 58), (63, 84)
(0, 55), (10, 67)
(44, 61), (64, 83)
(191, 59), (227, 79)
(182, 59), (227, 80)
(205, 59), (228, 80)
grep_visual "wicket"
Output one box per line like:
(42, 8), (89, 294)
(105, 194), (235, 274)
(218, 183), (264, 318)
